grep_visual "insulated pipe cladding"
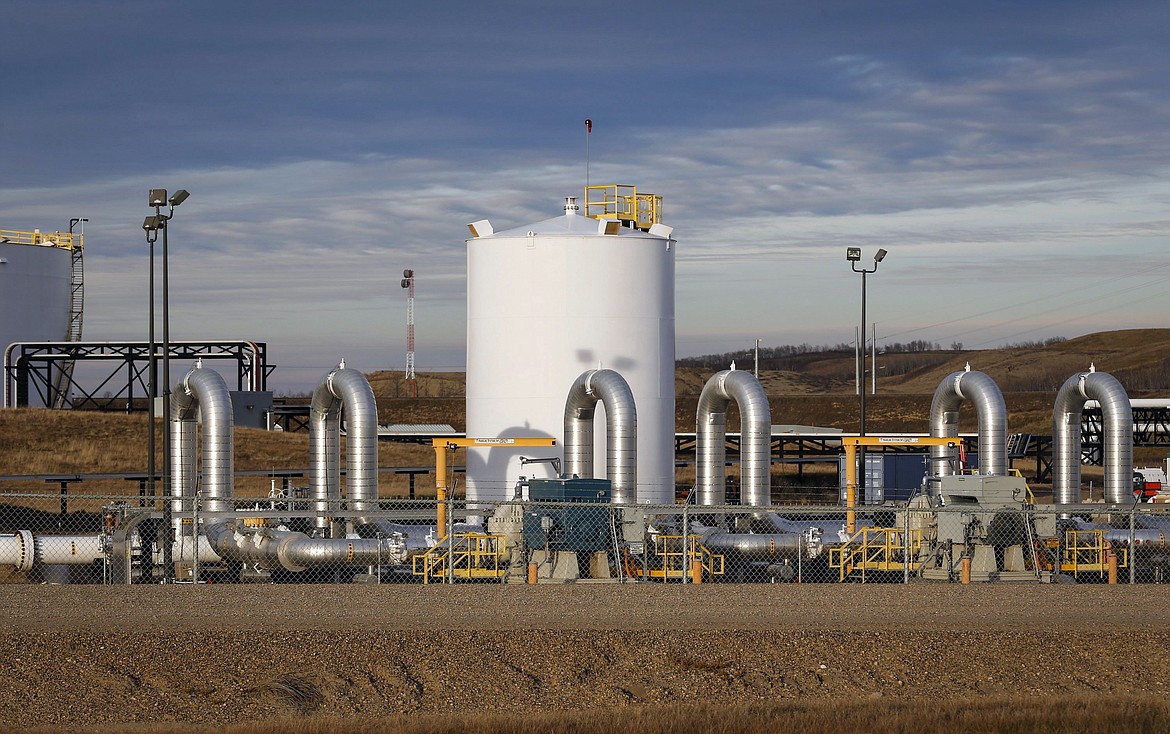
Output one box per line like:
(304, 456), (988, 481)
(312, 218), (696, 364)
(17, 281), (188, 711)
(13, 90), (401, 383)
(204, 521), (398, 573)
(696, 369), (772, 506)
(0, 531), (103, 571)
(170, 363), (234, 533)
(563, 369), (637, 503)
(929, 367), (1008, 477)
(1052, 368), (1133, 506)
(310, 363), (379, 532)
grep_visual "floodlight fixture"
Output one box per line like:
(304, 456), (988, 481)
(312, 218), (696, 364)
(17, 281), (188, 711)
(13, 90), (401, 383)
(168, 189), (190, 207)
(846, 247), (861, 262)
(143, 215), (162, 232)
(874, 248), (888, 263)
(149, 189), (167, 207)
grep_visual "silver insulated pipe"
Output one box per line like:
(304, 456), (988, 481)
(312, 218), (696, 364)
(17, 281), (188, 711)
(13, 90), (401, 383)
(169, 364), (234, 531)
(564, 369), (638, 504)
(310, 362), (379, 532)
(929, 366), (1008, 477)
(205, 521), (398, 572)
(1053, 368), (1133, 506)
(696, 369), (772, 506)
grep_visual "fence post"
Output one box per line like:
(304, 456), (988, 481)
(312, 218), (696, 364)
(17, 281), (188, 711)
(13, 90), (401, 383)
(682, 499), (689, 585)
(1129, 506), (1137, 585)
(795, 529), (804, 585)
(903, 502), (910, 584)
(446, 497), (455, 585)
(192, 489), (200, 585)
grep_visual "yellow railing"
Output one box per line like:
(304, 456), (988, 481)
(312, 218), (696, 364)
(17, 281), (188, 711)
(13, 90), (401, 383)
(1059, 530), (1128, 577)
(1009, 469), (1037, 504)
(829, 527), (922, 582)
(584, 184), (662, 229)
(412, 532), (509, 584)
(636, 534), (724, 581)
(0, 228), (81, 251)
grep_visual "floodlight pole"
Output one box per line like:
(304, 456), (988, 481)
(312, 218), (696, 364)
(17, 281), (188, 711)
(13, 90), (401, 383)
(146, 188), (188, 583)
(144, 222), (158, 517)
(848, 248), (886, 508)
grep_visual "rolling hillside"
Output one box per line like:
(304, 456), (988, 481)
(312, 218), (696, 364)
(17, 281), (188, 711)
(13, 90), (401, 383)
(2, 329), (1167, 481)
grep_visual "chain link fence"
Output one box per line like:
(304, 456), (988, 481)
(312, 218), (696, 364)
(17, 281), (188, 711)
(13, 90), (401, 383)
(2, 482), (1169, 586)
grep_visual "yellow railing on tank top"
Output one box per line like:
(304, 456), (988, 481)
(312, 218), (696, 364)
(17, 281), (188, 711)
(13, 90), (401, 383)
(0, 228), (81, 251)
(584, 184), (662, 230)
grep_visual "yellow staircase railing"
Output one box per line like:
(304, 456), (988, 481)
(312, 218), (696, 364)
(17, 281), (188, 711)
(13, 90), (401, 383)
(1057, 530), (1128, 578)
(636, 534), (724, 581)
(829, 527), (922, 582)
(412, 532), (509, 584)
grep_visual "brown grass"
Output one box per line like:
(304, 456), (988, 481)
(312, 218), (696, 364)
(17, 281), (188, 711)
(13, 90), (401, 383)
(4, 328), (1169, 502)
(41, 696), (1170, 734)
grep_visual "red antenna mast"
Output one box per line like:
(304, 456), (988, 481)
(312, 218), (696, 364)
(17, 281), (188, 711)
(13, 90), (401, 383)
(400, 268), (417, 397)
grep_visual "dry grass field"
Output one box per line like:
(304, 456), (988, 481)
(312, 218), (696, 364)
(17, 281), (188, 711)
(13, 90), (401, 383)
(6, 328), (1169, 500)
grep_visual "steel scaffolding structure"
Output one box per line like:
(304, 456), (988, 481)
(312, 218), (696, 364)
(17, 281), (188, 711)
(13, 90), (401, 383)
(3, 340), (269, 410)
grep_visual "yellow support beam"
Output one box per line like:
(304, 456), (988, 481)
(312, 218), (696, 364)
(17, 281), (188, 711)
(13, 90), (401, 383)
(841, 436), (962, 534)
(432, 437), (556, 538)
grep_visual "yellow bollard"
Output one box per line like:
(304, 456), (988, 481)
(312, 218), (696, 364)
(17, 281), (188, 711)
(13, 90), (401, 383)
(960, 556), (971, 585)
(1107, 550), (1118, 585)
(690, 559), (703, 585)
(527, 562), (538, 585)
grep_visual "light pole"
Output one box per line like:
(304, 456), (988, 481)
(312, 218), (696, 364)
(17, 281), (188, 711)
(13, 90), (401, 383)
(846, 247), (887, 503)
(144, 188), (189, 582)
(142, 215), (160, 508)
(753, 338), (761, 379)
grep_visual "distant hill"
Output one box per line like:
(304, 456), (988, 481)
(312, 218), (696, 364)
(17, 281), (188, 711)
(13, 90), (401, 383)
(2, 330), (1166, 481)
(368, 329), (1170, 438)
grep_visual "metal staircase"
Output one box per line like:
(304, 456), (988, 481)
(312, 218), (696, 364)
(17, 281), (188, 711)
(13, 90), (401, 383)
(829, 527), (921, 582)
(52, 231), (84, 408)
(412, 532), (509, 584)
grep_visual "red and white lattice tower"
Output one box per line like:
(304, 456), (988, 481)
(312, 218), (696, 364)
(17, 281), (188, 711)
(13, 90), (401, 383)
(400, 268), (417, 397)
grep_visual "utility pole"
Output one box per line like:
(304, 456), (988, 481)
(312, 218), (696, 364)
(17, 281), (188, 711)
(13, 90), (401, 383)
(400, 269), (417, 397)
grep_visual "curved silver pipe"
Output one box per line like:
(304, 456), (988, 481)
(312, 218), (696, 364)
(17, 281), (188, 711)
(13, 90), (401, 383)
(169, 365), (234, 529)
(310, 364), (379, 531)
(695, 369), (772, 506)
(205, 521), (397, 572)
(563, 369), (637, 504)
(929, 368), (1008, 477)
(1053, 369), (1133, 506)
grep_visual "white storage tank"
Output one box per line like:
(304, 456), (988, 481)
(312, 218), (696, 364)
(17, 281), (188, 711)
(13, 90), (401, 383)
(0, 235), (71, 352)
(465, 195), (676, 505)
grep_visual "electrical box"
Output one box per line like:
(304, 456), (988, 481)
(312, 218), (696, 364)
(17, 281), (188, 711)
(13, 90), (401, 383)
(522, 477), (612, 553)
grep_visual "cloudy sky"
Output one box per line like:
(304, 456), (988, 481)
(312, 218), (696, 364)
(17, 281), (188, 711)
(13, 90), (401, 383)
(3, 1), (1169, 391)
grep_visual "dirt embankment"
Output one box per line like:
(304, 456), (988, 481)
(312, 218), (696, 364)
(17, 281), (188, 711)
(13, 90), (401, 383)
(2, 585), (1169, 731)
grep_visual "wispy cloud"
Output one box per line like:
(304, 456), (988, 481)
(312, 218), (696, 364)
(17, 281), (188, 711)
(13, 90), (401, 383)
(3, 1), (1169, 387)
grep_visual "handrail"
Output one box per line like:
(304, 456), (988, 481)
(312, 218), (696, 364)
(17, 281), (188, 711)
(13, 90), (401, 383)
(583, 184), (662, 229)
(412, 531), (508, 583)
(0, 228), (80, 251)
(1062, 529), (1127, 576)
(642, 534), (725, 579)
(829, 526), (921, 581)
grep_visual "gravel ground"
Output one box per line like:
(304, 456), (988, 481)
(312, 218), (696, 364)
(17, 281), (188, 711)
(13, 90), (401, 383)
(2, 584), (1169, 731)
